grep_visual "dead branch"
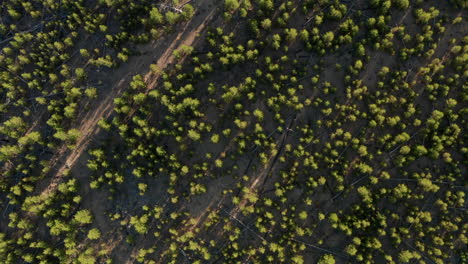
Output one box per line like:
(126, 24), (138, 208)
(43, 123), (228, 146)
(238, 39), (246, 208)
(157, 4), (183, 14)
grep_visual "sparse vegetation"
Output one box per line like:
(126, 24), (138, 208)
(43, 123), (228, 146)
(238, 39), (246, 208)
(0, 0), (466, 263)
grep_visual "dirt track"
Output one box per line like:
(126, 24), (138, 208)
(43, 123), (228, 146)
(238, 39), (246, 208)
(38, 0), (220, 199)
(29, 1), (225, 262)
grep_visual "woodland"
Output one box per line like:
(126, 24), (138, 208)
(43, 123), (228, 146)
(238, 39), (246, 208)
(0, 0), (467, 263)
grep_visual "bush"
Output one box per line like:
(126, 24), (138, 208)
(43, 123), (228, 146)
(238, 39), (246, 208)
(393, 0), (409, 9)
(74, 210), (93, 224)
(182, 4), (195, 20)
(87, 228), (101, 239)
(225, 0), (240, 11)
(318, 254), (335, 264)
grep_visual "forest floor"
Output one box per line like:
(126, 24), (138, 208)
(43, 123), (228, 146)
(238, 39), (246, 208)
(18, 0), (465, 262)
(29, 0), (227, 261)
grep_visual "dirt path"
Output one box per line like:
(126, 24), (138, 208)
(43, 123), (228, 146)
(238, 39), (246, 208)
(43, 0), (224, 262)
(38, 0), (219, 199)
(125, 0), (219, 122)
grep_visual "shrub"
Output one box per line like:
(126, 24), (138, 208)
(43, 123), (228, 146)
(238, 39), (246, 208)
(87, 228), (101, 240)
(225, 0), (240, 11)
(318, 254), (335, 264)
(74, 210), (93, 224)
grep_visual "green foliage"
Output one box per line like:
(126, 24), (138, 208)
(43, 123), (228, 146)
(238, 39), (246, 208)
(398, 250), (420, 263)
(53, 129), (81, 148)
(188, 129), (201, 141)
(323, 31), (334, 46)
(0, 116), (27, 139)
(77, 249), (97, 264)
(87, 228), (101, 240)
(149, 7), (164, 24)
(414, 8), (440, 24)
(318, 254), (335, 264)
(261, 18), (272, 30)
(393, 0), (409, 9)
(75, 68), (86, 80)
(130, 214), (149, 234)
(18, 131), (41, 145)
(85, 87), (98, 98)
(0, 1), (465, 264)
(225, 0), (240, 11)
(165, 11), (181, 25)
(0, 145), (21, 161)
(211, 134), (220, 143)
(285, 28), (298, 42)
(173, 45), (194, 60)
(74, 210), (93, 224)
(182, 4), (195, 20)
